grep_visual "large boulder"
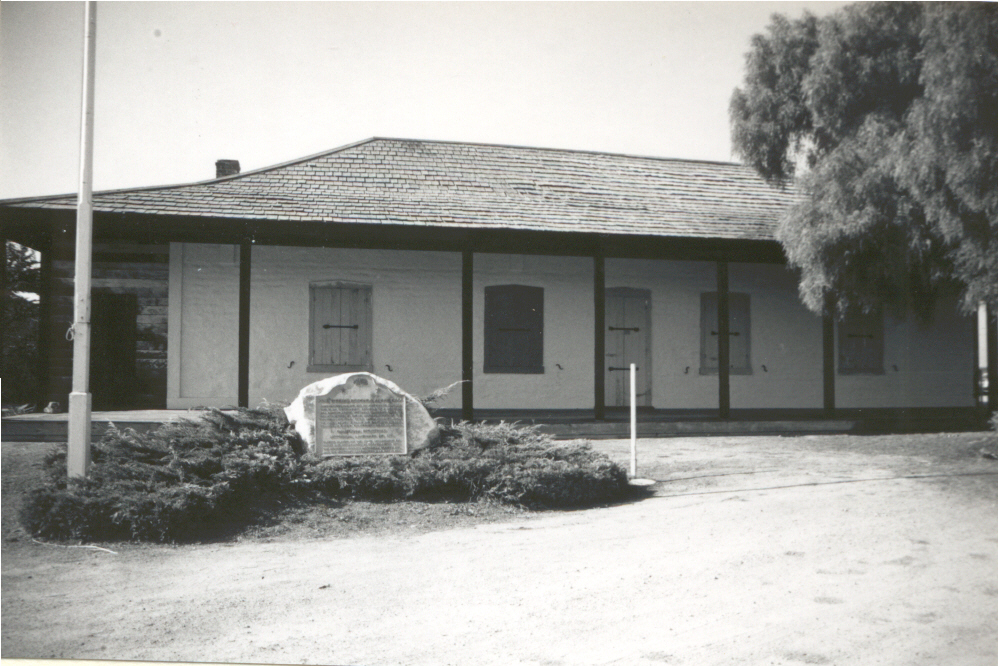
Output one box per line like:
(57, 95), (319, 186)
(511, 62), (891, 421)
(284, 373), (439, 455)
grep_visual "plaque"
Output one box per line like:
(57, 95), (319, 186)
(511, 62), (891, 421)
(314, 396), (407, 456)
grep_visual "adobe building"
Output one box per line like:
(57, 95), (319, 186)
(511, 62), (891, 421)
(2, 138), (994, 428)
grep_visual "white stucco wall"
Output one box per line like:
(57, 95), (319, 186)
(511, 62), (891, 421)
(836, 296), (975, 408)
(729, 262), (824, 409)
(167, 243), (976, 411)
(605, 258), (719, 409)
(248, 245), (464, 408)
(168, 243), (240, 407)
(474, 253), (594, 409)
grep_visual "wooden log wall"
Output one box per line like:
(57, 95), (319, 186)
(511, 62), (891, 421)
(46, 238), (169, 409)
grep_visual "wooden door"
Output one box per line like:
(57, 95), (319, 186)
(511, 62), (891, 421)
(90, 292), (138, 410)
(605, 288), (651, 407)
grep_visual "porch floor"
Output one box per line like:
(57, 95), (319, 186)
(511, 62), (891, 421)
(1, 407), (983, 443)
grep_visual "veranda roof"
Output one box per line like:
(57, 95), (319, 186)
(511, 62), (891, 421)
(0, 137), (799, 241)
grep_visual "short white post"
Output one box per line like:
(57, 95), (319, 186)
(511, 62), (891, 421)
(978, 301), (990, 409)
(630, 362), (637, 477)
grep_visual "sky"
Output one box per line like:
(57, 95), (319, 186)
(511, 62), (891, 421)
(0, 1), (850, 201)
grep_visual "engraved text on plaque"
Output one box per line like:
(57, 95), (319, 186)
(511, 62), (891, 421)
(315, 396), (407, 456)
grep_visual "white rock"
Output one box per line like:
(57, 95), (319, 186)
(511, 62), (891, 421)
(284, 373), (439, 455)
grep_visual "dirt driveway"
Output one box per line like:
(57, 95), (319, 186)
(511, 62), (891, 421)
(3, 432), (998, 665)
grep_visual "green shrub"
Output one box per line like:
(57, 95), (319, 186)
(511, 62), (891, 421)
(20, 415), (634, 543)
(307, 422), (631, 509)
(20, 406), (303, 542)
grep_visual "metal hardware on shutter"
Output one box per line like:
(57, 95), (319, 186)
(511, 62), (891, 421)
(608, 366), (638, 371)
(608, 326), (640, 332)
(710, 331), (740, 336)
(323, 324), (359, 329)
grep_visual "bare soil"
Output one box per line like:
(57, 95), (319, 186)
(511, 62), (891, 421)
(3, 431), (998, 665)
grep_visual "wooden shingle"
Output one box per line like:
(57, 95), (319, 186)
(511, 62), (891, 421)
(1, 138), (800, 241)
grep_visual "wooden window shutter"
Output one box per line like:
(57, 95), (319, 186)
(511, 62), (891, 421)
(484, 284), (544, 374)
(308, 283), (372, 373)
(838, 310), (884, 374)
(700, 292), (751, 374)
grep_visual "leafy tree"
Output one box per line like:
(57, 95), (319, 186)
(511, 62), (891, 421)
(3, 241), (40, 406)
(730, 2), (998, 319)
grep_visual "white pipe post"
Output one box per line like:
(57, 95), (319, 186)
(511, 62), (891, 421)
(630, 362), (637, 477)
(979, 301), (990, 410)
(68, 0), (97, 478)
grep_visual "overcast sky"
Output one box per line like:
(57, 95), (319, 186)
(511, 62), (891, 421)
(0, 1), (849, 200)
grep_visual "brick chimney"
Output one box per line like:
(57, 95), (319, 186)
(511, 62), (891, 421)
(215, 159), (240, 178)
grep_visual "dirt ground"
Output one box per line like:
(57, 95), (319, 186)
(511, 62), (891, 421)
(3, 431), (998, 666)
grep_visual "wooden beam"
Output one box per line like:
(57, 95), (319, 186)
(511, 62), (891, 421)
(461, 249), (474, 421)
(717, 261), (730, 419)
(823, 295), (835, 414)
(238, 239), (251, 408)
(594, 251), (606, 420)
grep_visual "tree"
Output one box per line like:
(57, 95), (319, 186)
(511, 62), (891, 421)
(730, 2), (998, 319)
(2, 241), (40, 406)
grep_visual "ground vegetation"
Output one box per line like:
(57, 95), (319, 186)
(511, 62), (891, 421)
(18, 407), (633, 543)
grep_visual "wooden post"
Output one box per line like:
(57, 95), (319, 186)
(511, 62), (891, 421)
(716, 261), (730, 420)
(977, 301), (995, 416)
(823, 294), (835, 414)
(989, 305), (998, 415)
(1, 238), (6, 380)
(237, 238), (252, 408)
(593, 250), (606, 421)
(68, 0), (97, 478)
(37, 235), (53, 408)
(461, 249), (474, 421)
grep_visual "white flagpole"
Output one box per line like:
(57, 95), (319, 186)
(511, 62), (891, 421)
(68, 0), (97, 478)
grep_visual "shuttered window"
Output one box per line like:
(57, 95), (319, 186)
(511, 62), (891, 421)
(308, 282), (373, 373)
(838, 310), (884, 374)
(484, 284), (544, 374)
(700, 292), (751, 375)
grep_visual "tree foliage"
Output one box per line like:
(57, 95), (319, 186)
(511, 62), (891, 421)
(731, 2), (998, 319)
(3, 241), (40, 405)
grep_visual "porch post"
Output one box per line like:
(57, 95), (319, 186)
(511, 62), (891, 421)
(594, 250), (606, 420)
(979, 302), (997, 416)
(0, 237), (5, 379)
(989, 305), (998, 415)
(37, 235), (53, 408)
(237, 238), (251, 408)
(461, 248), (474, 421)
(823, 294), (835, 414)
(717, 261), (730, 419)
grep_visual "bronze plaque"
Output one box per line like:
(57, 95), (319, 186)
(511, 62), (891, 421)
(315, 396), (407, 456)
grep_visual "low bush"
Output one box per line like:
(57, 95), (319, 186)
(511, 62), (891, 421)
(20, 414), (634, 543)
(20, 407), (304, 542)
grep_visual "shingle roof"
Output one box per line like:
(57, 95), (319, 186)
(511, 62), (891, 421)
(0, 137), (799, 241)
